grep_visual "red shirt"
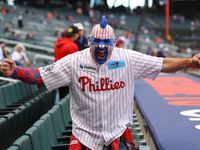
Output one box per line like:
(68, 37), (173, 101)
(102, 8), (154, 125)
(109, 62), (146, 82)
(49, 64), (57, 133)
(54, 37), (78, 62)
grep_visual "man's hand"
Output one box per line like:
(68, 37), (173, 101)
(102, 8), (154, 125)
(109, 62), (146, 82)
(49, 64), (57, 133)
(1, 59), (16, 76)
(191, 54), (200, 69)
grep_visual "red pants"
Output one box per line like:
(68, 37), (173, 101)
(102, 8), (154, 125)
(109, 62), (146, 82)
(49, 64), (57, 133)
(69, 128), (135, 150)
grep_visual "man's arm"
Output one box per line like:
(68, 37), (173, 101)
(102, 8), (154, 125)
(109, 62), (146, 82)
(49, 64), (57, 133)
(1, 59), (43, 84)
(161, 54), (200, 73)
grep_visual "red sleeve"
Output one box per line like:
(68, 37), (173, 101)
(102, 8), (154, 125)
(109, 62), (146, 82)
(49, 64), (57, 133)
(11, 67), (44, 84)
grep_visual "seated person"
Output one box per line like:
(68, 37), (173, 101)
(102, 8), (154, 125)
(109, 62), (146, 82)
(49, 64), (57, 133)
(11, 43), (31, 67)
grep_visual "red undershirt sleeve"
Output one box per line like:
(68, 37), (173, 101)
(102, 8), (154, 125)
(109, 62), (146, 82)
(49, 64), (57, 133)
(11, 67), (44, 84)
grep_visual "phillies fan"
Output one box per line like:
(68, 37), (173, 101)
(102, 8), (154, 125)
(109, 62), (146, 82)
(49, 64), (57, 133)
(2, 16), (200, 150)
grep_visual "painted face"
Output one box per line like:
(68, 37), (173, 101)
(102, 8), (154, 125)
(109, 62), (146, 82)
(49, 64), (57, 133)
(89, 17), (115, 64)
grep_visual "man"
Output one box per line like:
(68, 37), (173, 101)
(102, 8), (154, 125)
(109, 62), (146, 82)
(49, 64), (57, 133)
(157, 43), (165, 57)
(1, 16), (200, 150)
(74, 22), (89, 51)
(54, 25), (79, 100)
(118, 31), (130, 49)
(115, 38), (125, 48)
(54, 25), (79, 62)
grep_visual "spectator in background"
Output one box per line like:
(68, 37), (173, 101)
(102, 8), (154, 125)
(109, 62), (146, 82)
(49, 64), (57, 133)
(1, 43), (10, 59)
(0, 43), (5, 61)
(115, 38), (124, 48)
(74, 23), (89, 51)
(1, 8), (7, 14)
(54, 25), (79, 100)
(25, 8), (32, 15)
(76, 6), (82, 15)
(4, 23), (12, 32)
(11, 43), (31, 67)
(61, 30), (68, 38)
(15, 31), (21, 41)
(18, 15), (23, 28)
(146, 46), (154, 56)
(157, 44), (165, 57)
(163, 47), (170, 57)
(118, 31), (130, 49)
(31, 32), (36, 40)
(26, 31), (32, 40)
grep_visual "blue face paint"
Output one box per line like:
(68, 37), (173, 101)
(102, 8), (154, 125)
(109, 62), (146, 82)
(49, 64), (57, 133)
(94, 47), (108, 64)
(90, 36), (114, 46)
(100, 15), (107, 28)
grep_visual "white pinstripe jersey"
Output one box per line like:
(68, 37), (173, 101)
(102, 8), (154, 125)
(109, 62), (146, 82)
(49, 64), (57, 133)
(39, 47), (163, 149)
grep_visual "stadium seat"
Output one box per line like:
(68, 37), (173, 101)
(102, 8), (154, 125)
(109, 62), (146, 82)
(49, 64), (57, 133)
(0, 117), (7, 150)
(0, 86), (18, 111)
(48, 105), (72, 137)
(57, 95), (72, 128)
(12, 135), (33, 150)
(40, 113), (58, 143)
(25, 126), (43, 150)
(33, 119), (52, 150)
(6, 145), (19, 150)
(2, 84), (15, 106)
(0, 112), (16, 149)
(40, 113), (70, 146)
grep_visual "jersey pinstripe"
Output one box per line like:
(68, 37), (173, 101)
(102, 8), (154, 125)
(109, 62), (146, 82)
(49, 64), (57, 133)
(39, 47), (163, 149)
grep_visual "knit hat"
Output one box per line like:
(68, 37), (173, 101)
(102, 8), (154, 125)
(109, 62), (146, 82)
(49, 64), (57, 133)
(66, 25), (79, 37)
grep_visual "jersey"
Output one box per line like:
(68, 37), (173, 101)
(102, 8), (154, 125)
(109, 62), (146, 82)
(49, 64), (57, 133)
(39, 47), (163, 149)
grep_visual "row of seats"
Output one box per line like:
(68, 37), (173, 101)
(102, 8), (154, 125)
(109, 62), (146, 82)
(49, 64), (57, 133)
(0, 80), (55, 150)
(6, 91), (149, 150)
(7, 94), (72, 150)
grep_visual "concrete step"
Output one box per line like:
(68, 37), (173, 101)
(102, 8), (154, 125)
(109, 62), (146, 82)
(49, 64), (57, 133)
(131, 122), (139, 128)
(132, 132), (144, 140)
(134, 139), (147, 149)
(130, 126), (141, 133)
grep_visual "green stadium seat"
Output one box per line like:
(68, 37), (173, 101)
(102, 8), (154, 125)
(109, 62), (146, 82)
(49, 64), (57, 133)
(6, 145), (19, 150)
(2, 84), (14, 106)
(40, 113), (58, 145)
(12, 135), (33, 150)
(0, 117), (7, 150)
(0, 86), (18, 111)
(25, 126), (43, 150)
(49, 105), (72, 137)
(57, 97), (72, 128)
(40, 113), (70, 145)
(13, 82), (23, 100)
(33, 119), (52, 150)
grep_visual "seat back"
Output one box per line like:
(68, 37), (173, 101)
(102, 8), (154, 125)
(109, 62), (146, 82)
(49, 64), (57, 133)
(12, 135), (33, 150)
(5, 113), (16, 148)
(6, 145), (19, 150)
(57, 98), (71, 126)
(0, 86), (7, 109)
(33, 120), (51, 150)
(13, 82), (23, 100)
(2, 84), (14, 106)
(25, 126), (43, 150)
(9, 83), (18, 103)
(0, 117), (7, 150)
(47, 108), (62, 138)
(40, 113), (58, 145)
